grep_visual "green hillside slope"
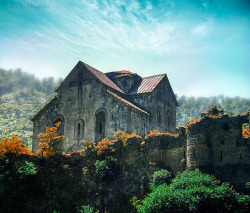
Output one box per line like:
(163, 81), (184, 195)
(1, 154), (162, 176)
(0, 68), (60, 150)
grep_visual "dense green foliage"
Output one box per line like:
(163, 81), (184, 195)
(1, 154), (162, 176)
(95, 156), (119, 182)
(0, 68), (62, 150)
(137, 170), (250, 213)
(151, 169), (172, 190)
(17, 161), (37, 177)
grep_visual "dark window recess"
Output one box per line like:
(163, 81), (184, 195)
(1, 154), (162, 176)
(77, 123), (81, 136)
(100, 123), (102, 134)
(220, 151), (223, 161)
(193, 149), (196, 158)
(240, 150), (242, 159)
(223, 123), (229, 131)
(184, 151), (186, 159)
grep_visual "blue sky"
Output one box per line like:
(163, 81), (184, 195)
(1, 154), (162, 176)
(0, 0), (249, 98)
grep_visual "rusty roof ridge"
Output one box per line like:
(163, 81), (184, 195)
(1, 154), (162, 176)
(142, 73), (166, 79)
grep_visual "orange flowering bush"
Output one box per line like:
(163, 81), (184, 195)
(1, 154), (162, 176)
(93, 138), (116, 155)
(0, 136), (30, 159)
(184, 118), (202, 128)
(145, 129), (179, 139)
(37, 122), (64, 157)
(93, 130), (142, 155)
(242, 125), (249, 138)
(113, 130), (142, 144)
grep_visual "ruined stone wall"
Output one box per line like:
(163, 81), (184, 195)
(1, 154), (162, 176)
(186, 114), (250, 187)
(144, 129), (187, 175)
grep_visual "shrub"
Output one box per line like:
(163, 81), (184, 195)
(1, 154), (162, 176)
(95, 156), (119, 181)
(138, 170), (250, 213)
(76, 205), (94, 213)
(0, 136), (30, 158)
(37, 122), (64, 157)
(17, 161), (37, 177)
(151, 169), (172, 189)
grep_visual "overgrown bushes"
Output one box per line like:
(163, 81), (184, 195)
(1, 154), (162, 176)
(137, 170), (250, 213)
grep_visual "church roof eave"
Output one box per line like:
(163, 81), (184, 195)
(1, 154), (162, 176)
(106, 90), (151, 117)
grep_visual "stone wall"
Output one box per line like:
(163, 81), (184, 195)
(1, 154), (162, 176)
(186, 113), (250, 188)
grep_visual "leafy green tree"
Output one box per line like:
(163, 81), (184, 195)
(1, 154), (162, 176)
(137, 170), (250, 213)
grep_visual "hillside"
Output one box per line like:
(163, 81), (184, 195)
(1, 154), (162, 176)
(0, 68), (61, 150)
(0, 68), (249, 150)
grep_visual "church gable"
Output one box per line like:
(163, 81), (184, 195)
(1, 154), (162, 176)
(32, 61), (178, 153)
(56, 61), (99, 94)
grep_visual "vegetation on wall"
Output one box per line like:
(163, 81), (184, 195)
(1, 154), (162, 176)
(1, 133), (249, 212)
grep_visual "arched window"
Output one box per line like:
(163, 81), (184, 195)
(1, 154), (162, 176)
(95, 109), (106, 142)
(78, 123), (81, 136)
(157, 107), (162, 125)
(74, 119), (84, 139)
(53, 115), (64, 136)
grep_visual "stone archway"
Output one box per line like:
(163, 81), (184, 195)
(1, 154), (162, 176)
(95, 109), (106, 142)
(53, 114), (64, 136)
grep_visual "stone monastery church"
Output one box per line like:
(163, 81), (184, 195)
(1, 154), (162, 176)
(32, 61), (178, 153)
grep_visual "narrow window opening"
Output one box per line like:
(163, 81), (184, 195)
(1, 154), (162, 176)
(77, 123), (81, 137)
(100, 123), (102, 134)
(220, 151), (223, 161)
(184, 151), (186, 159)
(240, 150), (242, 159)
(193, 149), (196, 158)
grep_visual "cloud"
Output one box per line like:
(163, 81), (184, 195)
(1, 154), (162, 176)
(0, 0), (249, 97)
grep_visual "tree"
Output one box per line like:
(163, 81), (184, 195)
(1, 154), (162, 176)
(137, 170), (250, 213)
(37, 122), (64, 157)
(0, 136), (30, 158)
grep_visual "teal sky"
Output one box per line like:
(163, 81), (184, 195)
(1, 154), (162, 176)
(0, 0), (249, 98)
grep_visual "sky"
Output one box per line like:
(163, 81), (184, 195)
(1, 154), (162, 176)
(0, 0), (249, 98)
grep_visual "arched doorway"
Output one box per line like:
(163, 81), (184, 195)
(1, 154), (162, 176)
(95, 109), (106, 142)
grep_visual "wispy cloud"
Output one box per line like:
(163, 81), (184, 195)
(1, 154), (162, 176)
(0, 0), (249, 97)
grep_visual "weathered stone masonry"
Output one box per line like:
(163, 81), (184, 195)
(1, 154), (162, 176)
(144, 109), (250, 189)
(31, 61), (178, 153)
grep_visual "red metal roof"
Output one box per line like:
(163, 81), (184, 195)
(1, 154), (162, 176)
(81, 61), (124, 94)
(112, 70), (136, 75)
(130, 74), (165, 95)
(107, 90), (150, 116)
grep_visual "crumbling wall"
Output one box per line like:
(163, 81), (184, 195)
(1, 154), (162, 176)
(186, 113), (250, 188)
